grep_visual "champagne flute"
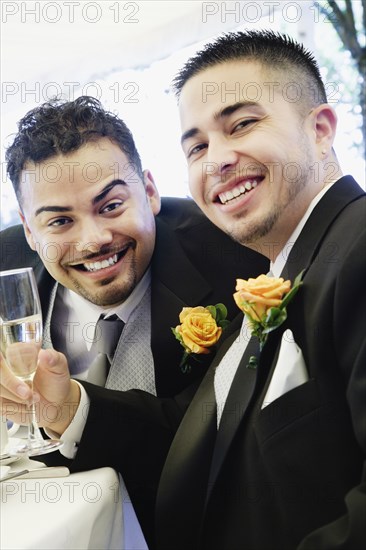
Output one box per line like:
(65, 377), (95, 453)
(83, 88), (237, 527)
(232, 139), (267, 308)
(0, 267), (63, 456)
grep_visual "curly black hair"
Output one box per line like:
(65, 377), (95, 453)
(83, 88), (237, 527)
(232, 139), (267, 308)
(6, 96), (143, 204)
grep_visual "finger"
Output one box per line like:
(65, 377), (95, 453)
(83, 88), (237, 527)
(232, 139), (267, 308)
(0, 352), (31, 401)
(0, 387), (28, 403)
(1, 397), (23, 417)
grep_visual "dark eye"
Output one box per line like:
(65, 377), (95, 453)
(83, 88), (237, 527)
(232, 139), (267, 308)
(100, 201), (123, 214)
(48, 217), (72, 227)
(188, 143), (208, 158)
(232, 119), (256, 133)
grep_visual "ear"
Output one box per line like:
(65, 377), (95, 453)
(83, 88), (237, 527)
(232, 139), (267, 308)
(310, 104), (337, 159)
(143, 170), (161, 215)
(18, 210), (37, 251)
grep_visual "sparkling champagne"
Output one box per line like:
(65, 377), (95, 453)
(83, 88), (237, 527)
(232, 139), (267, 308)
(0, 267), (62, 455)
(0, 314), (42, 380)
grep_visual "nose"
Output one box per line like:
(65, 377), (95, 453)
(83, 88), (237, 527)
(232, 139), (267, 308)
(203, 136), (240, 181)
(74, 218), (114, 255)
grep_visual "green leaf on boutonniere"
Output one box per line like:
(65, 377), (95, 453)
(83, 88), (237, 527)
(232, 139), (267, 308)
(263, 307), (288, 335)
(280, 270), (304, 310)
(206, 305), (217, 320)
(215, 303), (228, 321)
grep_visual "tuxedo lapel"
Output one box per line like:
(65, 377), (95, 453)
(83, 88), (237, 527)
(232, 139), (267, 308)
(156, 365), (216, 549)
(42, 280), (58, 350)
(156, 324), (241, 550)
(32, 263), (57, 323)
(152, 217), (214, 306)
(282, 176), (364, 281)
(151, 217), (215, 395)
(24, 258), (58, 350)
(206, 335), (260, 501)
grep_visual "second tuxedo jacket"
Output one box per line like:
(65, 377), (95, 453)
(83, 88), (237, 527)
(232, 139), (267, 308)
(155, 176), (366, 550)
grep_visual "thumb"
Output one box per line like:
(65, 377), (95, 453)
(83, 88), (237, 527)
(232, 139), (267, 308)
(37, 349), (69, 377)
(34, 349), (72, 412)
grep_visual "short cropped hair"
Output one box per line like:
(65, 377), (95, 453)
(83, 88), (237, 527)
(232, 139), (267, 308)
(172, 29), (327, 109)
(6, 96), (143, 204)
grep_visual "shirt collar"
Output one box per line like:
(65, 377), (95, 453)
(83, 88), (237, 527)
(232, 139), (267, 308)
(271, 181), (336, 278)
(64, 268), (151, 348)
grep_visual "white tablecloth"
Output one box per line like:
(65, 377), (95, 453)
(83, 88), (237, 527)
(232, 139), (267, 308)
(1, 463), (124, 549)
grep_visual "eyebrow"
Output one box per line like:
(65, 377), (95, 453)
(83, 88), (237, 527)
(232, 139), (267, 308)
(181, 128), (199, 146)
(215, 101), (258, 121)
(180, 101), (258, 146)
(35, 179), (126, 217)
(92, 180), (126, 205)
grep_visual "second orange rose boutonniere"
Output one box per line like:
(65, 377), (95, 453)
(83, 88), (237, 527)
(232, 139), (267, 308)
(233, 272), (303, 366)
(172, 304), (229, 372)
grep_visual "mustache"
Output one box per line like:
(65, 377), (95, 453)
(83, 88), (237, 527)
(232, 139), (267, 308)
(65, 241), (135, 265)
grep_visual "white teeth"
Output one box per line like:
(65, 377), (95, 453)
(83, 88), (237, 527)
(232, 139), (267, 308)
(218, 180), (258, 205)
(84, 254), (118, 272)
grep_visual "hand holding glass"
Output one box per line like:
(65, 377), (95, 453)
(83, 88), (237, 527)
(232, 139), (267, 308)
(0, 268), (63, 456)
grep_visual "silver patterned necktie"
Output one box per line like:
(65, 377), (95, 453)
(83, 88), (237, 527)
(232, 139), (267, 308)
(87, 315), (124, 386)
(105, 285), (156, 394)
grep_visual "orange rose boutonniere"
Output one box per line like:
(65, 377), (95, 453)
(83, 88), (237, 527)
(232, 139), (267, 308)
(172, 304), (229, 373)
(233, 272), (303, 366)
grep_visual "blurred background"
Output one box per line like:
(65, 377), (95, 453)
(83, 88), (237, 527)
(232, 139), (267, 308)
(1, 0), (365, 228)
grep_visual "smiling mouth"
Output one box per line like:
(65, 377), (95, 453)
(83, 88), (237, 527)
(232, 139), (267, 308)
(83, 253), (119, 272)
(217, 178), (263, 205)
(71, 247), (130, 273)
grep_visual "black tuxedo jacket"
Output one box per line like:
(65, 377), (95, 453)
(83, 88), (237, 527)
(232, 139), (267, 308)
(58, 177), (366, 549)
(0, 196), (268, 397)
(155, 176), (366, 549)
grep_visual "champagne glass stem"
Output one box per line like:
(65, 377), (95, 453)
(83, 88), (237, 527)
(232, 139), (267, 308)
(25, 377), (45, 449)
(27, 402), (44, 447)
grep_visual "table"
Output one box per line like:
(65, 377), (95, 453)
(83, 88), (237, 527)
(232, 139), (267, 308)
(1, 459), (124, 549)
